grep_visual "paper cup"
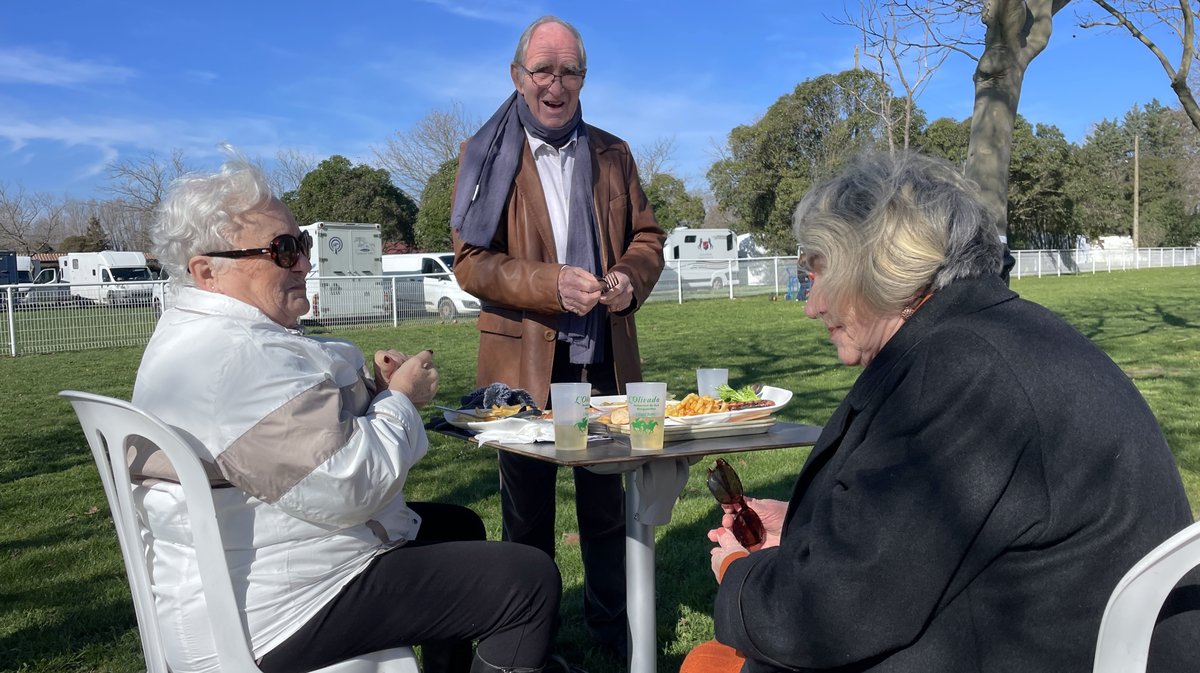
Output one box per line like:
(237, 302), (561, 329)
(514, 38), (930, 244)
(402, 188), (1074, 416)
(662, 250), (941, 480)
(550, 382), (591, 450)
(626, 382), (667, 451)
(696, 368), (729, 398)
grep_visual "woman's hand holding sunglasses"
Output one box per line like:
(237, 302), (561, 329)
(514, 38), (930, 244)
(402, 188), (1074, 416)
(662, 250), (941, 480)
(718, 497), (786, 549)
(706, 497), (786, 581)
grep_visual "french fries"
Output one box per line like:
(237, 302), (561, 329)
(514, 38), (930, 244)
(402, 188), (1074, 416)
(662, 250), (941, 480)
(666, 393), (729, 417)
(474, 403), (527, 421)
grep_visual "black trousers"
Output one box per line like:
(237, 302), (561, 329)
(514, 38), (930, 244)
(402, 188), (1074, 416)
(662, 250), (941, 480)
(258, 502), (561, 673)
(497, 343), (628, 651)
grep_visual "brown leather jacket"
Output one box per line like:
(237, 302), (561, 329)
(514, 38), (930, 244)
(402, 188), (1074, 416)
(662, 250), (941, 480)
(452, 125), (665, 408)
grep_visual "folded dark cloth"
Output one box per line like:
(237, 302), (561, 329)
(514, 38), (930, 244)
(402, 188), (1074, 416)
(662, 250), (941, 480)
(460, 383), (536, 410)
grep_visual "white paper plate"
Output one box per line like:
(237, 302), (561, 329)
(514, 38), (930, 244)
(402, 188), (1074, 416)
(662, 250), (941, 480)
(666, 385), (793, 426)
(591, 395), (628, 409)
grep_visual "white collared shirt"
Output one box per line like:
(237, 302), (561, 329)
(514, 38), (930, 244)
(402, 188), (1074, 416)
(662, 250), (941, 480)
(526, 129), (578, 263)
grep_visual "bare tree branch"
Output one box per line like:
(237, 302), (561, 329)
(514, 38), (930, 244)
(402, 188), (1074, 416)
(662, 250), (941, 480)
(102, 149), (191, 251)
(1082, 0), (1200, 133)
(371, 101), (480, 199)
(837, 0), (954, 150)
(267, 148), (319, 196)
(0, 185), (75, 253)
(104, 148), (190, 213)
(634, 137), (678, 180)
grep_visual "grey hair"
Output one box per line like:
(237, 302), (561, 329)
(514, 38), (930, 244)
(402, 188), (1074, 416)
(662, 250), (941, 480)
(152, 147), (274, 288)
(792, 150), (1002, 320)
(512, 15), (587, 73)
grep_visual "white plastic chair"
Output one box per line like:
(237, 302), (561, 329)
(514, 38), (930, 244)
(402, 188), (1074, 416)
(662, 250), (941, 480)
(1093, 519), (1200, 673)
(61, 390), (420, 673)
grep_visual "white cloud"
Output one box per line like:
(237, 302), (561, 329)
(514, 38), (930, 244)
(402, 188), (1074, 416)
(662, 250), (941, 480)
(414, 0), (534, 25)
(0, 47), (134, 85)
(185, 70), (220, 84)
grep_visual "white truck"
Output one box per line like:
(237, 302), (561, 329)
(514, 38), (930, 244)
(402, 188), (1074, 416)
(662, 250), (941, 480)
(299, 222), (387, 324)
(58, 251), (154, 305)
(381, 252), (481, 320)
(662, 227), (739, 290)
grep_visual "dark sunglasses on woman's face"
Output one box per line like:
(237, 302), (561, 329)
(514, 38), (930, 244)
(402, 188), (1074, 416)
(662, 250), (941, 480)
(202, 231), (313, 269)
(706, 458), (766, 548)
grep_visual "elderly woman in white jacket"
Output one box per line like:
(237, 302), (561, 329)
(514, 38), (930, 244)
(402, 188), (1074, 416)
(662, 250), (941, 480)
(131, 152), (560, 673)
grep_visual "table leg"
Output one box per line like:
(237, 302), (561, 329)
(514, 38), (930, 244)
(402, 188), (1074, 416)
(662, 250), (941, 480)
(625, 458), (691, 673)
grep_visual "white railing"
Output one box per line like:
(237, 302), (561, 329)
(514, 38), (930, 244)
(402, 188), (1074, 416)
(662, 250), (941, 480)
(1010, 247), (1199, 278)
(2, 249), (1197, 356)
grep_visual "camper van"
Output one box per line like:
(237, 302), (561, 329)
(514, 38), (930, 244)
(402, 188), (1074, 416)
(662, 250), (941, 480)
(299, 222), (387, 324)
(381, 252), (480, 320)
(59, 251), (154, 305)
(662, 227), (739, 290)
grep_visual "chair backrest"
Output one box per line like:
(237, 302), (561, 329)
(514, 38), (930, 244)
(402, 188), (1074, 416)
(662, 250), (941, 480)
(62, 390), (262, 671)
(1093, 519), (1200, 673)
(61, 391), (420, 673)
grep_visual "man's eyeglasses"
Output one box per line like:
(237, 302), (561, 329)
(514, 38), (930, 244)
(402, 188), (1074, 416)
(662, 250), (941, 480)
(517, 64), (586, 91)
(202, 232), (312, 269)
(706, 458), (766, 548)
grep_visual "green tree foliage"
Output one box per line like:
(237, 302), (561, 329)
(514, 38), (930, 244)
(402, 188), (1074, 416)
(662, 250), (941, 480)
(1126, 101), (1188, 247)
(414, 158), (458, 252)
(1006, 118), (1075, 249)
(643, 173), (704, 233)
(1067, 101), (1198, 247)
(914, 117), (971, 167)
(708, 69), (889, 252)
(59, 215), (111, 252)
(1067, 119), (1130, 243)
(283, 156), (418, 246)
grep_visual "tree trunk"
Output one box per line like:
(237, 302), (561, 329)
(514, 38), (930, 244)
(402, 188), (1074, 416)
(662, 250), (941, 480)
(964, 0), (1070, 278)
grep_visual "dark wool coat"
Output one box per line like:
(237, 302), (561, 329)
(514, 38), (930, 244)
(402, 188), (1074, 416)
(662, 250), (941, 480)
(715, 274), (1198, 672)
(452, 125), (665, 408)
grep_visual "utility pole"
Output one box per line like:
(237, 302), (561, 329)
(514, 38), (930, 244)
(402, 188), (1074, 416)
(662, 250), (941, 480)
(1133, 133), (1140, 248)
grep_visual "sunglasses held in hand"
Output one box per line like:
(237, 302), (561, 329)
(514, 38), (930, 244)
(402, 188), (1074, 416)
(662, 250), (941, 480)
(202, 231), (313, 269)
(706, 458), (766, 548)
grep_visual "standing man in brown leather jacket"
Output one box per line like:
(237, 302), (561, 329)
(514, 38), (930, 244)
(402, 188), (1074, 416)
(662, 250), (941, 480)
(450, 14), (665, 662)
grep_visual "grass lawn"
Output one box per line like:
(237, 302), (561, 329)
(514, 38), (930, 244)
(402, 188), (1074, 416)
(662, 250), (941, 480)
(2, 267), (1198, 673)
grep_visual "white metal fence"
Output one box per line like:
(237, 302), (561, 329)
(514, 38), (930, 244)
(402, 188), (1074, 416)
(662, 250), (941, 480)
(2, 248), (1197, 356)
(1010, 247), (1199, 278)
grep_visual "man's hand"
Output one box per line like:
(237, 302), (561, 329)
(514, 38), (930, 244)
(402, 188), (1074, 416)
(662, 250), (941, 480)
(388, 350), (438, 407)
(598, 270), (633, 313)
(558, 265), (603, 316)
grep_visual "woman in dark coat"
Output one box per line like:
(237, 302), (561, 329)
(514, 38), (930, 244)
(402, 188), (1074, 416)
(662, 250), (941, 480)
(685, 151), (1197, 673)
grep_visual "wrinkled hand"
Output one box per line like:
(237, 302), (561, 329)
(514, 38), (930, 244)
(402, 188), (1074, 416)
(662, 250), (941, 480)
(558, 265), (603, 316)
(373, 349), (408, 391)
(598, 270), (633, 313)
(708, 527), (748, 581)
(388, 350), (438, 407)
(720, 497), (786, 550)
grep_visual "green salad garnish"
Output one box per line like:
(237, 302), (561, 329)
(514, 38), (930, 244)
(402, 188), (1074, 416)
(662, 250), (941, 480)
(715, 384), (760, 402)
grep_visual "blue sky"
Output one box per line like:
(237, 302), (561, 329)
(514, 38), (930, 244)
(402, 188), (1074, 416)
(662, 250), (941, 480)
(0, 1), (1184, 199)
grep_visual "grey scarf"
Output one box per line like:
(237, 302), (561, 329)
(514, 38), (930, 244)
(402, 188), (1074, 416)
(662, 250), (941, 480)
(451, 94), (603, 364)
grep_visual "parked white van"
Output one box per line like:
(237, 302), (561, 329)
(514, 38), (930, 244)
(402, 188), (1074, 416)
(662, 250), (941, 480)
(662, 227), (739, 290)
(58, 251), (154, 305)
(381, 252), (480, 320)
